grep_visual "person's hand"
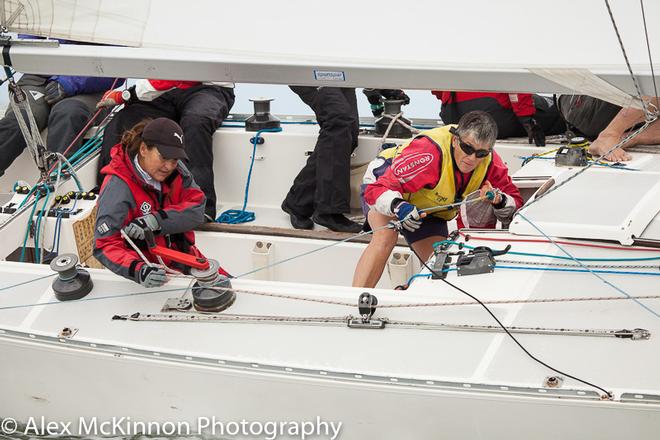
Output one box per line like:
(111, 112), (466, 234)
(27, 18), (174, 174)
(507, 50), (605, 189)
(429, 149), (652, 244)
(44, 81), (67, 105)
(392, 199), (423, 232)
(96, 90), (126, 109)
(519, 116), (545, 146)
(124, 214), (160, 240)
(381, 89), (410, 105)
(362, 88), (384, 116)
(137, 265), (168, 288)
(480, 180), (502, 205)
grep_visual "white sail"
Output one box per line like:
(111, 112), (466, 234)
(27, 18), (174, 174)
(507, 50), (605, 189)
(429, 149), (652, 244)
(1, 0), (659, 106)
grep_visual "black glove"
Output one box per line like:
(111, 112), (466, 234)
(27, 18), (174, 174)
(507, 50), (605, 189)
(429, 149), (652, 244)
(379, 89), (410, 105)
(363, 88), (384, 116)
(519, 116), (545, 147)
(44, 81), (67, 105)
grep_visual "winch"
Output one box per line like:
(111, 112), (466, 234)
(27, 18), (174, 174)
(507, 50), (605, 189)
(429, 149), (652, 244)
(374, 100), (413, 139)
(50, 253), (94, 301)
(190, 260), (236, 312)
(142, 229), (235, 312)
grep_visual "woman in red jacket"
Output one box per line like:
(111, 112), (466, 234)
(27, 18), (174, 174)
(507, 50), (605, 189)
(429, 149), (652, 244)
(93, 118), (217, 287)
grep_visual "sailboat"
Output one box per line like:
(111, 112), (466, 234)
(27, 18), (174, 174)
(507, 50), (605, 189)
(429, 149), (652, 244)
(0, 0), (659, 438)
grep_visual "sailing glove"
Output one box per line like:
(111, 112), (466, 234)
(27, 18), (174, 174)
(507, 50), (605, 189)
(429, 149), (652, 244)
(97, 87), (135, 109)
(519, 116), (545, 147)
(125, 214), (161, 241)
(363, 89), (410, 117)
(137, 265), (168, 288)
(392, 199), (422, 232)
(44, 81), (68, 105)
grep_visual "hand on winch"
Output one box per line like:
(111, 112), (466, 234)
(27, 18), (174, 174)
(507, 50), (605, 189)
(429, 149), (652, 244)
(362, 88), (410, 117)
(124, 214), (161, 240)
(137, 265), (168, 288)
(391, 198), (425, 232)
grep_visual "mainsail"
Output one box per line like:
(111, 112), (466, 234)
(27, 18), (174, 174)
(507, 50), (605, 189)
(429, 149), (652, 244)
(1, 0), (658, 107)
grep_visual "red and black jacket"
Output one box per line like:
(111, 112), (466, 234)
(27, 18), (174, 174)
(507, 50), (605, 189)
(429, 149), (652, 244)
(93, 144), (206, 283)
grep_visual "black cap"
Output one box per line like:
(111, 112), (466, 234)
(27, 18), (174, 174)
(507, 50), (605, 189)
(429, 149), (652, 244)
(142, 118), (188, 160)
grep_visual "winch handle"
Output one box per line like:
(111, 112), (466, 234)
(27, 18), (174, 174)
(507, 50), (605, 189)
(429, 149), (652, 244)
(141, 229), (210, 270)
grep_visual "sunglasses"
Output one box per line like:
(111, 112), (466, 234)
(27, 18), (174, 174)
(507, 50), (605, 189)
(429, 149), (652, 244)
(450, 128), (492, 158)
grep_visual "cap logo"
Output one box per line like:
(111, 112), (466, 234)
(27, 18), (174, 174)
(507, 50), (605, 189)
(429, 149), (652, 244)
(173, 132), (183, 144)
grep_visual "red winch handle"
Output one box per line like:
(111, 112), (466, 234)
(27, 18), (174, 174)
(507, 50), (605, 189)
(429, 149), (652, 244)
(143, 229), (210, 270)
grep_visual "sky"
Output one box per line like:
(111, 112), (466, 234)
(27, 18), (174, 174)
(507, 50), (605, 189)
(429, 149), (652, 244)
(0, 80), (443, 121)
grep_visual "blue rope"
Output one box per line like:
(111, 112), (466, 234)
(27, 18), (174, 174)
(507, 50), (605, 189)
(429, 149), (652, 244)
(217, 127), (283, 224)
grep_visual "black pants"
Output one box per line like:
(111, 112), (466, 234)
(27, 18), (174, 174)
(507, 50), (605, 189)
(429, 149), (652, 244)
(440, 95), (566, 139)
(0, 74), (101, 176)
(284, 86), (359, 216)
(98, 85), (235, 218)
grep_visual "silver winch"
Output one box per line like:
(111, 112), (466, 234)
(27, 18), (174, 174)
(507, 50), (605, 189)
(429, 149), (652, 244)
(189, 259), (236, 312)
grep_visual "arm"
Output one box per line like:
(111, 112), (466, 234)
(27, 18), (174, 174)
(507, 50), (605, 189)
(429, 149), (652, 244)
(484, 151), (523, 224)
(135, 79), (201, 101)
(363, 137), (442, 216)
(47, 76), (126, 96)
(93, 176), (145, 283)
(151, 162), (206, 235)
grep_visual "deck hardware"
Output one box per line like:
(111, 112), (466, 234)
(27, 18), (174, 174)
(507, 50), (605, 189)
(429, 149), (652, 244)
(58, 327), (78, 339)
(544, 376), (563, 388)
(615, 328), (651, 340)
(246, 98), (280, 132)
(555, 141), (589, 167)
(456, 245), (511, 276)
(348, 293), (385, 329)
(161, 297), (193, 312)
(191, 260), (236, 312)
(374, 99), (412, 139)
(50, 254), (93, 301)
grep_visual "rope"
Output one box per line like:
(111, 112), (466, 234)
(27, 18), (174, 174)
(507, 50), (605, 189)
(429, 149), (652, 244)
(216, 127), (283, 224)
(434, 240), (660, 262)
(517, 212), (660, 319)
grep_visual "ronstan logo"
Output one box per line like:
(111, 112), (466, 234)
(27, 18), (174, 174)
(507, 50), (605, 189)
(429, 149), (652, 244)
(392, 152), (434, 179)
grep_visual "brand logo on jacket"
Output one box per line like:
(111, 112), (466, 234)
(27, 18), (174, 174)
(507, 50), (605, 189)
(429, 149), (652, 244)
(392, 152), (433, 180)
(140, 201), (152, 215)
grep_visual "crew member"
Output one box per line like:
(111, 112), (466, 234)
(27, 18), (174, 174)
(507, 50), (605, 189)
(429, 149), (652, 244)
(94, 118), (226, 287)
(353, 111), (522, 288)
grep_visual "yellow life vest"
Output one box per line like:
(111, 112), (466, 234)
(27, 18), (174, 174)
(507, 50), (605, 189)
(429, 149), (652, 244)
(379, 125), (492, 220)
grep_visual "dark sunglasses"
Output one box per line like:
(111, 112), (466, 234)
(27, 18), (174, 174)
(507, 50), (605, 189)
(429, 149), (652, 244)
(450, 127), (492, 158)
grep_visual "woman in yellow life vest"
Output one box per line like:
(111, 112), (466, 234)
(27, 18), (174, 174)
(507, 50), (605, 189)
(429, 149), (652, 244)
(353, 111), (523, 288)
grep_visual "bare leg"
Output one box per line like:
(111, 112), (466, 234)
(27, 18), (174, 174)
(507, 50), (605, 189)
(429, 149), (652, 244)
(410, 235), (446, 266)
(352, 210), (398, 288)
(590, 97), (660, 162)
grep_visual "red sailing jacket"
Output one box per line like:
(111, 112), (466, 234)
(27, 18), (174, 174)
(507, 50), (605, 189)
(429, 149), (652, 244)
(432, 91), (536, 118)
(93, 144), (207, 282)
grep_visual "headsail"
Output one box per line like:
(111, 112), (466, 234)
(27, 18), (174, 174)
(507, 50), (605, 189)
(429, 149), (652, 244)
(1, 0), (658, 105)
